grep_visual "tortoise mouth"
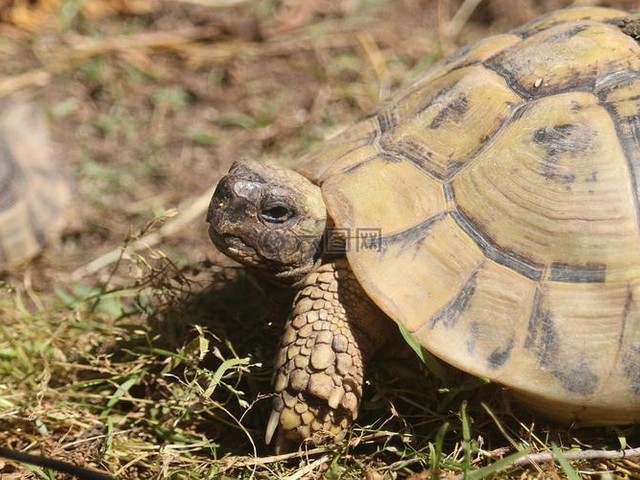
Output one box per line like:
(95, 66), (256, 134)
(207, 226), (260, 265)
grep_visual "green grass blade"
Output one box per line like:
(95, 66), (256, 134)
(398, 325), (450, 383)
(552, 444), (582, 480)
(465, 449), (531, 480)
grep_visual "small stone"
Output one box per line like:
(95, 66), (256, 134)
(294, 401), (307, 414)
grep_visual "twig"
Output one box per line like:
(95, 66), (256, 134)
(283, 455), (330, 480)
(0, 69), (53, 98)
(222, 431), (393, 469)
(182, 23), (373, 68)
(67, 26), (219, 57)
(0, 21), (373, 97)
(446, 0), (484, 39)
(172, 0), (251, 6)
(513, 447), (640, 466)
(356, 30), (391, 101)
(70, 187), (215, 280)
(0, 27), (218, 98)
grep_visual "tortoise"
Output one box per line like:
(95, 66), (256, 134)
(207, 6), (640, 451)
(0, 97), (70, 268)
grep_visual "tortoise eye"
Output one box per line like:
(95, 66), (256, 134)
(260, 201), (295, 224)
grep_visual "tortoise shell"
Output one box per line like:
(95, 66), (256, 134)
(296, 6), (640, 423)
(0, 98), (70, 267)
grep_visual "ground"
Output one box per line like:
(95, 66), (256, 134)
(0, 0), (639, 478)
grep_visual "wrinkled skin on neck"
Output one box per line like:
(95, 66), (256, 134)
(206, 160), (327, 285)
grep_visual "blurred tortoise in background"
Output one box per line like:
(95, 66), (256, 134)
(0, 97), (70, 268)
(207, 6), (640, 451)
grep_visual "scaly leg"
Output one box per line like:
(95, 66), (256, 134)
(266, 258), (392, 452)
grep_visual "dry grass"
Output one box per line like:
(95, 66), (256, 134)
(1, 0), (639, 478)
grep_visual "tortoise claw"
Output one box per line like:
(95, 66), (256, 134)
(265, 407), (280, 446)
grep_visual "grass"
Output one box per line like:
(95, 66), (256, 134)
(1, 0), (640, 478)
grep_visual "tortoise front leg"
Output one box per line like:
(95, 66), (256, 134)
(266, 258), (392, 452)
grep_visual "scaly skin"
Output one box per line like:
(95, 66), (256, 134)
(266, 258), (392, 451)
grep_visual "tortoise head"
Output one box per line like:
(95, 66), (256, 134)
(207, 160), (327, 284)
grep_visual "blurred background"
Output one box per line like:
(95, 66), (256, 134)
(0, 0), (639, 478)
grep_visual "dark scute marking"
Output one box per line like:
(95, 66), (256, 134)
(533, 124), (578, 147)
(482, 58), (534, 100)
(509, 102), (531, 122)
(364, 129), (378, 145)
(511, 13), (565, 38)
(525, 288), (599, 395)
(381, 139), (443, 179)
(618, 17), (640, 40)
(429, 93), (469, 129)
(623, 344), (640, 395)
(554, 361), (599, 395)
(546, 24), (591, 43)
(443, 182), (454, 202)
(378, 212), (445, 250)
(549, 262), (606, 283)
(418, 81), (459, 114)
(595, 70), (640, 97)
(621, 290), (640, 395)
(0, 134), (23, 210)
(443, 42), (477, 64)
(450, 208), (544, 281)
(525, 290), (558, 368)
(429, 268), (479, 329)
(487, 337), (515, 369)
(466, 321), (480, 354)
(27, 204), (47, 246)
(599, 100), (640, 233)
(340, 153), (384, 175)
(622, 344), (640, 396)
(376, 109), (399, 134)
(512, 21), (591, 43)
(532, 123), (593, 185)
(484, 55), (596, 100)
